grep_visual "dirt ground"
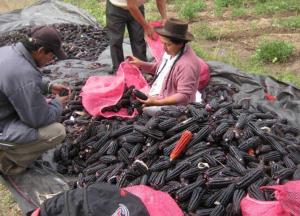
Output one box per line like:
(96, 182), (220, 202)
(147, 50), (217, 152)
(0, 0), (36, 13)
(186, 1), (300, 80)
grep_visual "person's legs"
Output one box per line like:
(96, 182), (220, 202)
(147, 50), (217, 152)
(106, 1), (127, 72)
(0, 123), (65, 175)
(127, 5), (147, 62)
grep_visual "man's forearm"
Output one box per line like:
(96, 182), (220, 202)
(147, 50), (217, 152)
(156, 0), (167, 20)
(127, 0), (148, 28)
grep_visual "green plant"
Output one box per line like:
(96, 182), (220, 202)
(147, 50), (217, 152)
(214, 0), (245, 16)
(278, 16), (300, 29)
(192, 44), (210, 60)
(215, 0), (244, 7)
(143, 0), (166, 22)
(231, 7), (247, 17)
(192, 24), (219, 41)
(64, 0), (106, 26)
(249, 20), (259, 32)
(176, 0), (205, 20)
(253, 40), (294, 63)
(0, 184), (21, 216)
(193, 44), (300, 87)
(276, 72), (300, 86)
(254, 0), (300, 15)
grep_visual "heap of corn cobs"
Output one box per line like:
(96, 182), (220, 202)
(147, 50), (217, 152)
(102, 86), (147, 115)
(0, 23), (109, 61)
(54, 82), (300, 216)
(59, 79), (87, 124)
(60, 82), (146, 125)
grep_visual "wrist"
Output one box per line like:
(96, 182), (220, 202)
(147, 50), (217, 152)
(154, 99), (163, 106)
(142, 23), (150, 30)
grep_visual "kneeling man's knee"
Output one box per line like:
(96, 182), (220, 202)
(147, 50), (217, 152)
(39, 123), (66, 143)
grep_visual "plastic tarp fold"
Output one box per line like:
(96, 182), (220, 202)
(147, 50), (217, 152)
(0, 0), (99, 34)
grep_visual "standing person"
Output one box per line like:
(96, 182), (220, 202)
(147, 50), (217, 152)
(106, 0), (167, 73)
(128, 18), (201, 114)
(0, 26), (69, 175)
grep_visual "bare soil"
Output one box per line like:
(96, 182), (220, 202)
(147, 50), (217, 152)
(187, 2), (300, 78)
(0, 0), (36, 13)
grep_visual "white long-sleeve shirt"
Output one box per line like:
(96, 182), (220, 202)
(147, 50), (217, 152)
(149, 52), (179, 96)
(109, 0), (145, 8)
(149, 52), (202, 103)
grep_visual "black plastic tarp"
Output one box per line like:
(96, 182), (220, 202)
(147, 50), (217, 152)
(0, 1), (300, 216)
(208, 61), (300, 128)
(0, 0), (99, 34)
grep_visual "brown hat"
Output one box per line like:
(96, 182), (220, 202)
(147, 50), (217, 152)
(154, 18), (194, 41)
(30, 26), (67, 60)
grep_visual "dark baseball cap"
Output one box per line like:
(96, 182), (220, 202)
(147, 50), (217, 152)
(30, 26), (67, 60)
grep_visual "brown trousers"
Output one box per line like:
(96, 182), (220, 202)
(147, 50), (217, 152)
(0, 123), (66, 175)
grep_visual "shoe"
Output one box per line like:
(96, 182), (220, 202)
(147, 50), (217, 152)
(108, 67), (117, 75)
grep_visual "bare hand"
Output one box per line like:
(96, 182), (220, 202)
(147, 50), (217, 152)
(56, 95), (69, 107)
(138, 95), (159, 106)
(127, 56), (144, 67)
(144, 24), (158, 40)
(51, 83), (71, 106)
(51, 84), (71, 96)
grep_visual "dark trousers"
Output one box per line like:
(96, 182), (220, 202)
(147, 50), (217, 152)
(106, 1), (147, 71)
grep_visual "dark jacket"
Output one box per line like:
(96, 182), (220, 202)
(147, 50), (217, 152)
(38, 183), (149, 216)
(0, 42), (62, 145)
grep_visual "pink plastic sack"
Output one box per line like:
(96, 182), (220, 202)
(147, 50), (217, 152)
(146, 21), (211, 90)
(241, 180), (300, 216)
(261, 181), (300, 216)
(124, 185), (183, 216)
(241, 195), (289, 216)
(146, 21), (164, 62)
(198, 58), (210, 90)
(81, 62), (149, 118)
